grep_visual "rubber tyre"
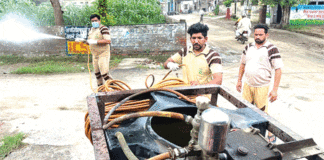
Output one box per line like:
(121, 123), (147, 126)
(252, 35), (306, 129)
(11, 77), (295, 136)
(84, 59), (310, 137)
(241, 40), (245, 44)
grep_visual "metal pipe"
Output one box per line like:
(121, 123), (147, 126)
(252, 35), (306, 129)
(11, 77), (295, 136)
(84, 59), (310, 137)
(103, 111), (186, 129)
(115, 132), (139, 160)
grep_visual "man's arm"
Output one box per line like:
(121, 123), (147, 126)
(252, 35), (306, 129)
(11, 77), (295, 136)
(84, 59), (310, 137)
(97, 39), (111, 44)
(269, 68), (282, 102)
(98, 26), (111, 44)
(207, 73), (222, 85)
(236, 63), (245, 92)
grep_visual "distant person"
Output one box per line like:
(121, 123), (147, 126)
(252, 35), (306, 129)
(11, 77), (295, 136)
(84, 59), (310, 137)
(163, 22), (222, 86)
(199, 10), (204, 22)
(86, 14), (112, 86)
(236, 24), (284, 143)
(235, 13), (252, 38)
(234, 17), (242, 29)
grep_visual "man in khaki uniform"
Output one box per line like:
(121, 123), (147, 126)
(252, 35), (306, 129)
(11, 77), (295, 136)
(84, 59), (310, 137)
(163, 22), (223, 86)
(86, 14), (112, 86)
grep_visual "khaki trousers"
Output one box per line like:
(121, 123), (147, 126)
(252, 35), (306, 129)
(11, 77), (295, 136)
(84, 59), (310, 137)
(92, 50), (110, 86)
(242, 82), (269, 113)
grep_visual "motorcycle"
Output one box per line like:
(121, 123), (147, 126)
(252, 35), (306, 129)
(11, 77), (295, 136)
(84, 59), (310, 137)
(236, 30), (248, 44)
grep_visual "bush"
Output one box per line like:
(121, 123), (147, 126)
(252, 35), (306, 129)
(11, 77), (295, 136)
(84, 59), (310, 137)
(0, 0), (165, 26)
(214, 5), (220, 15)
(100, 0), (166, 25)
(223, 0), (233, 7)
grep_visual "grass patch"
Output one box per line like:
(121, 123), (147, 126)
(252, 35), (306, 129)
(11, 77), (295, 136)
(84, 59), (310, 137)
(0, 53), (168, 74)
(0, 132), (25, 159)
(283, 25), (311, 32)
(0, 54), (123, 74)
(11, 61), (92, 74)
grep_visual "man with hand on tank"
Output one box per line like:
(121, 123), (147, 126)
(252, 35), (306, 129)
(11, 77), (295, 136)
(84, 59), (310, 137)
(163, 22), (223, 86)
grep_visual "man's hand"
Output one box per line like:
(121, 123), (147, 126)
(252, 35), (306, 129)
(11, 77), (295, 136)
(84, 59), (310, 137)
(87, 39), (98, 45)
(190, 81), (199, 86)
(167, 62), (179, 71)
(75, 38), (86, 42)
(236, 81), (242, 92)
(268, 90), (278, 102)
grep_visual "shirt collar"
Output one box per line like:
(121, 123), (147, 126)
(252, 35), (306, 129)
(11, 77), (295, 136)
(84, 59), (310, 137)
(188, 44), (211, 55)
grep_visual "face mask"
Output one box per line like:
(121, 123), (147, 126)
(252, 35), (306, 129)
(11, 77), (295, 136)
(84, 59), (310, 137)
(92, 22), (99, 28)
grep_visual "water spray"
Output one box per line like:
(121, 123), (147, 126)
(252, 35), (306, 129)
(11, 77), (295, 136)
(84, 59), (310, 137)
(0, 13), (65, 43)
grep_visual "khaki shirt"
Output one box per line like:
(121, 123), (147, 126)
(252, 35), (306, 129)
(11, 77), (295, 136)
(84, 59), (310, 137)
(171, 45), (222, 84)
(88, 24), (111, 55)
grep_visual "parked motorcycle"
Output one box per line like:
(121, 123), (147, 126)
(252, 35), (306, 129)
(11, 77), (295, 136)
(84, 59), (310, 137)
(236, 30), (248, 44)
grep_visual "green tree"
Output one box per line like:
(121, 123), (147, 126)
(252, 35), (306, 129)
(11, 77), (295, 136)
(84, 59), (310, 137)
(259, 0), (306, 26)
(223, 0), (233, 7)
(50, 0), (64, 26)
(214, 5), (220, 15)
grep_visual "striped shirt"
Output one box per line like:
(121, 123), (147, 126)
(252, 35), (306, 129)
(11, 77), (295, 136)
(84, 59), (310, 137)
(240, 41), (284, 87)
(88, 25), (111, 54)
(171, 44), (222, 84)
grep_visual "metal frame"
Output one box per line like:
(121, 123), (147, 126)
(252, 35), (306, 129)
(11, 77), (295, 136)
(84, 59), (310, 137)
(87, 84), (324, 160)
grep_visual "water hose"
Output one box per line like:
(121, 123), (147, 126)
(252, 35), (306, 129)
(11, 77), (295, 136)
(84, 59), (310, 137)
(147, 152), (171, 160)
(103, 88), (195, 126)
(115, 132), (139, 160)
(87, 48), (97, 93)
(85, 64), (196, 144)
(103, 111), (186, 129)
(145, 74), (155, 88)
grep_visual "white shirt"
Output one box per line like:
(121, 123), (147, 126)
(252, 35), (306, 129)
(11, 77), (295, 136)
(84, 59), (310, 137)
(238, 17), (252, 31)
(240, 41), (284, 87)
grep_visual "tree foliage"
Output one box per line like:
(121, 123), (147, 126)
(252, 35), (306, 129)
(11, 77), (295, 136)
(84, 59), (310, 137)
(214, 5), (220, 15)
(95, 0), (165, 26)
(223, 0), (233, 7)
(0, 0), (165, 26)
(259, 0), (307, 25)
(259, 0), (304, 8)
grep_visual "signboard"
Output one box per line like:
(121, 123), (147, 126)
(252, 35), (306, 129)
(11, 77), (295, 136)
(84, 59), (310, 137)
(290, 5), (324, 25)
(64, 26), (90, 55)
(67, 41), (90, 54)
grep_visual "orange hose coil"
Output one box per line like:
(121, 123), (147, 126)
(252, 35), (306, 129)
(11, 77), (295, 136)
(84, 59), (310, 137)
(85, 68), (197, 144)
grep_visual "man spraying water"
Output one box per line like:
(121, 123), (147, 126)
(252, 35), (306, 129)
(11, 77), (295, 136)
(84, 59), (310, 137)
(78, 14), (112, 87)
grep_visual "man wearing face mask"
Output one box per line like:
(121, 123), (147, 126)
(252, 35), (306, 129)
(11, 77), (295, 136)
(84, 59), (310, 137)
(163, 22), (223, 86)
(86, 14), (112, 86)
(236, 24), (283, 143)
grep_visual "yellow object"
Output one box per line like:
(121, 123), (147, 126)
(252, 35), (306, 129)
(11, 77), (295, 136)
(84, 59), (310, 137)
(242, 82), (269, 112)
(171, 45), (222, 84)
(67, 41), (90, 54)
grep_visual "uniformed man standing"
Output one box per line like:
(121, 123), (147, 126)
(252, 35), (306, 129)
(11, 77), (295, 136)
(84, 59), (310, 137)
(86, 14), (112, 86)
